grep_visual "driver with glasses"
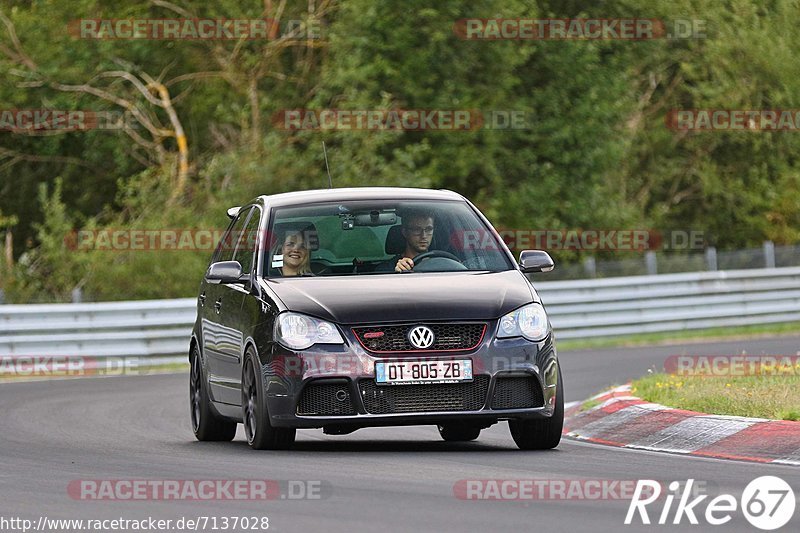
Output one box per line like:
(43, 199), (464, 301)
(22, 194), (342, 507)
(391, 210), (435, 272)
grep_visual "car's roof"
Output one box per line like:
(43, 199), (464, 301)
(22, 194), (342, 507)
(257, 187), (465, 207)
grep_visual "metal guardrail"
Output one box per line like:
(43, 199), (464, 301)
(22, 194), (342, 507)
(535, 266), (800, 338)
(0, 298), (195, 358)
(1, 267), (798, 368)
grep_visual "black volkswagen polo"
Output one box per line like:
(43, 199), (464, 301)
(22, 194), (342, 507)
(190, 187), (563, 450)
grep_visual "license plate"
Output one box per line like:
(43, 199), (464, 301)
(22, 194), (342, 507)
(375, 360), (473, 385)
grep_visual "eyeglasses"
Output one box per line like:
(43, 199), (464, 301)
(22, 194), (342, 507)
(404, 225), (434, 237)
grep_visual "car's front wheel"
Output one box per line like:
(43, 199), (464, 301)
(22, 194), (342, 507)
(508, 366), (564, 450)
(437, 424), (481, 442)
(190, 346), (237, 442)
(242, 349), (296, 450)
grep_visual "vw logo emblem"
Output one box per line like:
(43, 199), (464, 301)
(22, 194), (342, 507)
(408, 326), (435, 349)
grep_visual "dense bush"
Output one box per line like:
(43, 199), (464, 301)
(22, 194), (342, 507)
(0, 0), (798, 301)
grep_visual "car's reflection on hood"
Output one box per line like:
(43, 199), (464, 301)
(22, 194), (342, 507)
(264, 270), (535, 324)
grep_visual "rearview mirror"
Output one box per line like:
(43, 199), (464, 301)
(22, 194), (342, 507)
(340, 210), (397, 229)
(519, 250), (554, 273)
(205, 261), (245, 284)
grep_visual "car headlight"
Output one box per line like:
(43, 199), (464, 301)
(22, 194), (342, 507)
(497, 303), (549, 342)
(274, 312), (344, 350)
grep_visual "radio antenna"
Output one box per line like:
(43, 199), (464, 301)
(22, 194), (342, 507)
(322, 141), (333, 189)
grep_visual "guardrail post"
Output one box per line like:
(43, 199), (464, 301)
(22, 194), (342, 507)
(763, 241), (775, 268)
(71, 287), (82, 303)
(705, 247), (717, 271)
(583, 256), (596, 278)
(645, 250), (657, 275)
(0, 289), (4, 304)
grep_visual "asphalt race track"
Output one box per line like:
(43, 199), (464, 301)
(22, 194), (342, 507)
(2, 336), (799, 532)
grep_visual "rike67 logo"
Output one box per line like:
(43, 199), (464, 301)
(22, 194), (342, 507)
(625, 476), (796, 530)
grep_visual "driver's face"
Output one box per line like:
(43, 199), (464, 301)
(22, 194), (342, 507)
(402, 216), (434, 255)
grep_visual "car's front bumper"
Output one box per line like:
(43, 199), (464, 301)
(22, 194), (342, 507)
(260, 322), (560, 429)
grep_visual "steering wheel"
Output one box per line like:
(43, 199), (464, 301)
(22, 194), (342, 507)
(412, 250), (461, 266)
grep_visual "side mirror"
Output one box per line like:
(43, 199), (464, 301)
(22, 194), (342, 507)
(205, 261), (245, 284)
(519, 250), (554, 273)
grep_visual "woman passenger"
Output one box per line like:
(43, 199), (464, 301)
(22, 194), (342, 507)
(279, 229), (311, 276)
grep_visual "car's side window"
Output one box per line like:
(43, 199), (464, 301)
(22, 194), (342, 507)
(233, 206), (261, 276)
(213, 207), (252, 264)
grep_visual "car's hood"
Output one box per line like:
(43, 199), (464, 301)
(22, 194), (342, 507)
(264, 270), (534, 324)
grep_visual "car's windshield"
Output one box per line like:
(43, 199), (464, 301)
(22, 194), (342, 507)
(264, 200), (514, 277)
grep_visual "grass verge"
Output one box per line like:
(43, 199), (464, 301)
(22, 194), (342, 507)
(631, 373), (800, 421)
(557, 321), (800, 351)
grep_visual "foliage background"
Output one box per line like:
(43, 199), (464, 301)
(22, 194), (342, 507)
(0, 0), (798, 301)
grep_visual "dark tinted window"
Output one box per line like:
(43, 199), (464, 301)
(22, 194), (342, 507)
(213, 207), (252, 264)
(233, 207), (261, 275)
(264, 200), (514, 277)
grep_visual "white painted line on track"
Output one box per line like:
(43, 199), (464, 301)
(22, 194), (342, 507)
(626, 416), (756, 454)
(567, 404), (653, 439)
(773, 447), (800, 466)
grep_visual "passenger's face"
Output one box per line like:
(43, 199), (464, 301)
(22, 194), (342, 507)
(282, 232), (308, 270)
(402, 216), (434, 254)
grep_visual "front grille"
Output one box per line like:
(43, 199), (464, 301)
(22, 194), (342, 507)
(492, 376), (544, 409)
(297, 382), (356, 416)
(358, 375), (490, 414)
(353, 323), (486, 353)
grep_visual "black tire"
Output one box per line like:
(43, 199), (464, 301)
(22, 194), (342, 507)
(242, 349), (296, 450)
(509, 366), (564, 450)
(190, 346), (237, 442)
(437, 424), (481, 442)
